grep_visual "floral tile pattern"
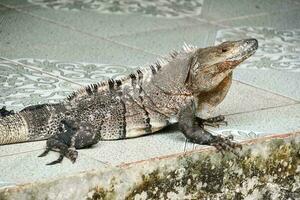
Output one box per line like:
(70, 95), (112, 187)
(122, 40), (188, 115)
(16, 58), (134, 84)
(0, 58), (134, 110)
(27, 0), (204, 18)
(0, 60), (75, 110)
(216, 27), (300, 72)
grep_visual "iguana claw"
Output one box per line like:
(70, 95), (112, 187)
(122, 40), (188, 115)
(211, 134), (242, 157)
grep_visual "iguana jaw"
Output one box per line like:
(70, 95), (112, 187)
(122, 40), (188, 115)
(187, 38), (258, 92)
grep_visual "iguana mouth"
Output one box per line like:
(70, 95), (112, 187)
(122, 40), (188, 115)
(227, 38), (258, 61)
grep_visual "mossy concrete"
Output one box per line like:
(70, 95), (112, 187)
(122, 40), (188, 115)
(0, 132), (299, 200)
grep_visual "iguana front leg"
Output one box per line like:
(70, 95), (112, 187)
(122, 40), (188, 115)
(178, 101), (241, 154)
(196, 115), (228, 128)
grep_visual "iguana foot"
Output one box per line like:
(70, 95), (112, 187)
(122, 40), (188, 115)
(197, 115), (227, 128)
(179, 101), (241, 156)
(39, 119), (98, 165)
(40, 138), (79, 165)
(0, 106), (14, 117)
(210, 134), (242, 156)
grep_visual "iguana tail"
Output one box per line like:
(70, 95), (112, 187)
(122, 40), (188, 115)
(0, 113), (31, 144)
(0, 104), (64, 145)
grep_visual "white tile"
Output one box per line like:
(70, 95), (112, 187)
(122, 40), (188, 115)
(0, 150), (108, 185)
(210, 80), (296, 116)
(81, 125), (187, 166)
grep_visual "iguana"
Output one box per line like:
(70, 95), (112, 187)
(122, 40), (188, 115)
(0, 39), (258, 165)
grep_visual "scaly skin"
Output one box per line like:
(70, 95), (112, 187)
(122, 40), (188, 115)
(0, 39), (258, 165)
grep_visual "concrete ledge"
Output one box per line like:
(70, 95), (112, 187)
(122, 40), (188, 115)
(1, 132), (299, 200)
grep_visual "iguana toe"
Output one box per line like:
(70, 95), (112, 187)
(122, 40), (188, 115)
(211, 135), (242, 156)
(66, 149), (78, 163)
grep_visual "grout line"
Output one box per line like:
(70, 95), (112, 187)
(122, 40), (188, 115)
(0, 3), (162, 58)
(215, 6), (300, 23)
(0, 57), (84, 87)
(80, 152), (111, 166)
(203, 5), (300, 27)
(215, 12), (269, 23)
(186, 16), (231, 28)
(0, 148), (43, 158)
(225, 102), (300, 117)
(108, 22), (204, 39)
(233, 79), (299, 103)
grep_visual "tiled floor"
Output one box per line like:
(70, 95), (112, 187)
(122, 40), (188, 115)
(0, 0), (300, 187)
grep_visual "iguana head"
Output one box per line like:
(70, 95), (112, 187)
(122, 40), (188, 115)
(186, 38), (258, 93)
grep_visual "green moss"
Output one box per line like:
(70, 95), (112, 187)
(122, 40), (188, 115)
(87, 178), (116, 200)
(125, 138), (300, 199)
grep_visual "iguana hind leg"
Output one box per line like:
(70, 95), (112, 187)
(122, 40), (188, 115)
(178, 101), (241, 155)
(39, 119), (98, 165)
(39, 136), (79, 165)
(0, 106), (15, 117)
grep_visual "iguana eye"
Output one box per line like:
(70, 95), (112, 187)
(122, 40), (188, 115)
(221, 47), (228, 53)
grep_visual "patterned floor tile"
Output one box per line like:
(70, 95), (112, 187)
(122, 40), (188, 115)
(215, 27), (300, 100)
(0, 58), (140, 111)
(8, 58), (135, 85)
(0, 59), (78, 111)
(26, 0), (204, 19)
(200, 0), (298, 21)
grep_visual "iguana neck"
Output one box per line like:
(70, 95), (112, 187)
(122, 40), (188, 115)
(195, 72), (233, 118)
